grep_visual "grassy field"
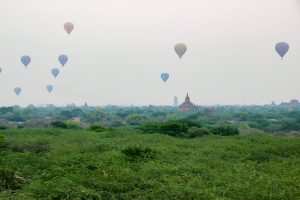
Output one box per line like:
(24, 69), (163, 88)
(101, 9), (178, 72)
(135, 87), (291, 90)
(0, 129), (300, 199)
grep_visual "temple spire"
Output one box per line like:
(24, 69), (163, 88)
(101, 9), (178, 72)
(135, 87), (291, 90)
(185, 93), (190, 103)
(180, 93), (197, 112)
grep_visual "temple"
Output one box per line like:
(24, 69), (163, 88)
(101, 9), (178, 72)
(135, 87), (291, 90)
(179, 93), (197, 112)
(173, 96), (179, 107)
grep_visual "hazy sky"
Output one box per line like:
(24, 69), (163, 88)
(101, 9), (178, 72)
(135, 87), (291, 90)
(0, 0), (300, 106)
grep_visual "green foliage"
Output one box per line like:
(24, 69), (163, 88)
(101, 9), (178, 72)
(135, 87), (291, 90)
(0, 169), (24, 192)
(66, 120), (82, 130)
(110, 119), (123, 127)
(51, 120), (82, 130)
(0, 129), (299, 199)
(82, 109), (106, 123)
(89, 124), (107, 132)
(51, 121), (68, 129)
(122, 146), (157, 161)
(125, 114), (145, 125)
(2, 105), (300, 198)
(240, 121), (250, 129)
(17, 125), (24, 129)
(185, 127), (211, 138)
(0, 135), (4, 143)
(211, 126), (239, 136)
(0, 126), (7, 130)
(7, 140), (51, 153)
(140, 120), (201, 137)
(1, 105), (300, 134)
(29, 140), (51, 153)
(0, 107), (13, 115)
(24, 119), (51, 128)
(60, 110), (73, 119)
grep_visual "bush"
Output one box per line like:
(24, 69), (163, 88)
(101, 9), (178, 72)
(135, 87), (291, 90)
(122, 146), (157, 161)
(66, 120), (82, 130)
(0, 126), (7, 130)
(185, 127), (211, 138)
(29, 140), (51, 153)
(140, 120), (202, 137)
(24, 119), (51, 128)
(10, 144), (25, 153)
(240, 121), (250, 129)
(211, 126), (239, 136)
(89, 125), (106, 132)
(125, 115), (145, 125)
(82, 109), (106, 123)
(8, 140), (51, 153)
(0, 135), (4, 144)
(0, 169), (24, 191)
(51, 121), (68, 129)
(110, 119), (123, 127)
(17, 125), (24, 129)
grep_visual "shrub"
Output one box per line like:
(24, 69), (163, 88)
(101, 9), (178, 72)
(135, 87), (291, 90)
(51, 121), (68, 129)
(185, 127), (211, 138)
(82, 109), (106, 123)
(8, 140), (51, 153)
(158, 121), (189, 136)
(10, 144), (25, 153)
(29, 140), (51, 153)
(0, 126), (7, 130)
(66, 120), (82, 130)
(122, 146), (157, 161)
(110, 119), (123, 127)
(211, 126), (239, 136)
(89, 125), (106, 132)
(140, 120), (201, 137)
(125, 115), (145, 125)
(17, 125), (24, 129)
(245, 151), (271, 163)
(0, 169), (24, 191)
(0, 135), (4, 144)
(24, 119), (51, 128)
(240, 121), (250, 129)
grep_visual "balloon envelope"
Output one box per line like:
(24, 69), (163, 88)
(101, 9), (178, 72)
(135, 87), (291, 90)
(47, 85), (53, 93)
(58, 55), (68, 66)
(64, 22), (74, 34)
(174, 43), (187, 59)
(21, 55), (31, 67)
(14, 87), (21, 96)
(51, 68), (60, 78)
(275, 42), (289, 58)
(161, 73), (169, 82)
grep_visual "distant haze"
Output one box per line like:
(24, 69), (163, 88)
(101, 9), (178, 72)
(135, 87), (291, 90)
(0, 0), (300, 106)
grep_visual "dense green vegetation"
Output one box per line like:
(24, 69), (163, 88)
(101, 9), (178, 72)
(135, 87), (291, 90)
(1, 105), (300, 135)
(140, 120), (239, 137)
(0, 135), (4, 144)
(0, 128), (299, 199)
(0, 105), (299, 198)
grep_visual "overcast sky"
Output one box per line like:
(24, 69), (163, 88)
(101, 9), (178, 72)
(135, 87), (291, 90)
(0, 0), (300, 106)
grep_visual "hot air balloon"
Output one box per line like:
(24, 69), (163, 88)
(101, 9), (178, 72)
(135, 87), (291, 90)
(21, 55), (31, 67)
(161, 73), (169, 82)
(47, 85), (53, 93)
(14, 87), (22, 96)
(58, 55), (68, 67)
(64, 22), (74, 35)
(275, 42), (289, 59)
(51, 68), (60, 78)
(174, 43), (187, 59)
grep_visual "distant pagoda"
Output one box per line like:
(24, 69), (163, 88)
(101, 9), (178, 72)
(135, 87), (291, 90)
(173, 96), (179, 107)
(280, 99), (300, 107)
(179, 93), (197, 112)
